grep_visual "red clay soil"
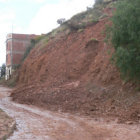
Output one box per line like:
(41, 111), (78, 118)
(11, 16), (140, 124)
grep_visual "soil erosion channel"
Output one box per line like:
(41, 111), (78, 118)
(0, 86), (140, 140)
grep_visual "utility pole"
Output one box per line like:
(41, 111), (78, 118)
(11, 24), (13, 72)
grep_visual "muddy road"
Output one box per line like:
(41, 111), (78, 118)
(0, 86), (140, 140)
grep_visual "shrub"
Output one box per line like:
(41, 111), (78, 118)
(108, 0), (140, 81)
(67, 21), (86, 31)
(95, 0), (104, 4)
(6, 76), (17, 87)
(0, 75), (17, 87)
(0, 64), (6, 77)
(22, 41), (35, 61)
(34, 35), (46, 43)
(90, 38), (98, 42)
(78, 29), (84, 33)
(57, 18), (66, 25)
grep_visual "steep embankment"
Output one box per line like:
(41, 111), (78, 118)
(11, 7), (140, 124)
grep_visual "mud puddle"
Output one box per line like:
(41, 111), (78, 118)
(0, 86), (140, 140)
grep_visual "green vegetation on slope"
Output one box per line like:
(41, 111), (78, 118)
(21, 0), (112, 62)
(22, 35), (46, 61)
(107, 0), (140, 81)
(21, 0), (116, 62)
(45, 0), (116, 39)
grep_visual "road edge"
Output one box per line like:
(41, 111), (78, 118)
(0, 109), (16, 140)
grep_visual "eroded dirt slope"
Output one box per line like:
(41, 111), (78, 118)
(11, 14), (140, 124)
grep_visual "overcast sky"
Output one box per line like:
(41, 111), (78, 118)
(0, 0), (94, 66)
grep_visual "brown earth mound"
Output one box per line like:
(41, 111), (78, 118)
(11, 16), (140, 124)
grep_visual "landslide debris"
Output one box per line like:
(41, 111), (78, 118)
(11, 0), (140, 124)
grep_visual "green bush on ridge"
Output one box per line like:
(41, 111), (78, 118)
(108, 0), (140, 81)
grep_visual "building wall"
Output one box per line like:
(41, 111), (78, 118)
(6, 53), (11, 66)
(6, 33), (38, 79)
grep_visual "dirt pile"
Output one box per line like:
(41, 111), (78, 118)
(11, 12), (140, 124)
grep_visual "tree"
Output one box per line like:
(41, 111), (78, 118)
(57, 18), (66, 25)
(109, 0), (140, 81)
(0, 64), (6, 77)
(95, 0), (104, 4)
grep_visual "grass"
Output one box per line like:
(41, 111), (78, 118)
(0, 75), (17, 88)
(90, 37), (99, 42)
(0, 77), (5, 85)
(34, 34), (46, 43)
(78, 28), (84, 33)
